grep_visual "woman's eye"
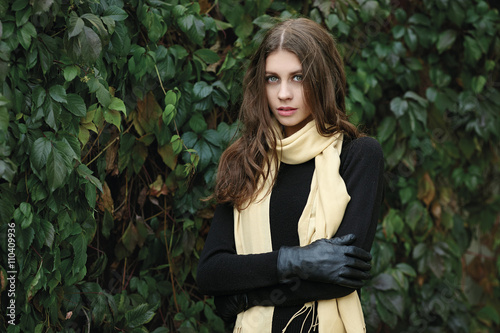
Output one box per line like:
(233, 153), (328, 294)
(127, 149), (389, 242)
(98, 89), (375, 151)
(266, 76), (278, 83)
(293, 75), (303, 82)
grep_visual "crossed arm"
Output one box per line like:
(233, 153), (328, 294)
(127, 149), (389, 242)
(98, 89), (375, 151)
(197, 137), (384, 315)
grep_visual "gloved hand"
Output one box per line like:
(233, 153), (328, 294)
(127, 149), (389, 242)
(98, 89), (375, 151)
(277, 234), (372, 288)
(214, 293), (249, 323)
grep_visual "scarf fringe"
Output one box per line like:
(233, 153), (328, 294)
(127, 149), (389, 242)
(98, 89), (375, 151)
(282, 302), (318, 333)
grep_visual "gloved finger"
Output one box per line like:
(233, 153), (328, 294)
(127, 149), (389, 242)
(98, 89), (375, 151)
(345, 245), (372, 261)
(339, 266), (372, 280)
(328, 233), (356, 246)
(345, 256), (372, 271)
(219, 313), (237, 323)
(336, 276), (365, 289)
(214, 295), (241, 323)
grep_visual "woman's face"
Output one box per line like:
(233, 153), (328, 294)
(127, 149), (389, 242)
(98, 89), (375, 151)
(265, 50), (313, 137)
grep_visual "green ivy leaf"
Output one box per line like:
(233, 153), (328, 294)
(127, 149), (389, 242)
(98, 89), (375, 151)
(436, 29), (457, 53)
(325, 14), (339, 30)
(194, 139), (213, 170)
(104, 109), (122, 130)
(66, 26), (102, 64)
(12, 0), (29, 11)
(382, 209), (404, 239)
(109, 97), (127, 114)
(125, 303), (155, 328)
(349, 85), (365, 104)
(371, 273), (398, 291)
(404, 28), (418, 51)
(49, 85), (67, 103)
(65, 93), (87, 117)
(68, 12), (84, 38)
(471, 75), (486, 94)
(403, 91), (428, 108)
(102, 209), (113, 239)
(162, 104), (176, 126)
(0, 159), (17, 183)
(477, 306), (500, 325)
(71, 234), (87, 274)
(252, 14), (276, 29)
(405, 201), (425, 231)
(194, 49), (219, 64)
(63, 65), (80, 81)
(82, 26), (103, 63)
(212, 89), (228, 108)
(181, 131), (197, 148)
(434, 90), (455, 111)
(377, 117), (396, 143)
(18, 22), (37, 49)
(44, 99), (62, 130)
(31, 86), (46, 108)
(169, 44), (188, 60)
(178, 14), (205, 46)
(203, 129), (222, 147)
(0, 105), (9, 133)
(164, 90), (178, 105)
(377, 290), (404, 320)
(46, 147), (69, 192)
(27, 263), (43, 300)
(448, 1), (465, 26)
(81, 13), (108, 40)
(17, 225), (35, 251)
(60, 133), (81, 160)
(171, 134), (183, 155)
(390, 97), (408, 118)
(103, 6), (128, 21)
(464, 36), (482, 64)
(408, 13), (430, 26)
(85, 181), (96, 208)
(41, 219), (55, 248)
(77, 164), (103, 192)
(409, 102), (427, 125)
(30, 137), (52, 172)
(16, 202), (33, 229)
(188, 113), (207, 134)
(172, 4), (188, 17)
(55, 138), (79, 163)
(392, 25), (405, 39)
(15, 6), (31, 27)
(395, 263), (417, 277)
(193, 81), (213, 101)
(87, 78), (111, 107)
(32, 0), (53, 14)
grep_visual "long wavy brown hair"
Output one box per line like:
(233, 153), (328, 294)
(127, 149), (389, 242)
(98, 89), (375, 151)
(214, 18), (361, 209)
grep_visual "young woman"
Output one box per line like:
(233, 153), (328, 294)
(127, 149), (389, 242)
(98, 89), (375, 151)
(197, 18), (384, 332)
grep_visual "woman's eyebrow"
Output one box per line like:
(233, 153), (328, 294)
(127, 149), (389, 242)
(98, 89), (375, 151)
(265, 69), (303, 75)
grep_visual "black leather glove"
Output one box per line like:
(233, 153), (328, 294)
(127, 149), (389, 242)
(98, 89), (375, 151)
(277, 234), (372, 288)
(214, 293), (249, 323)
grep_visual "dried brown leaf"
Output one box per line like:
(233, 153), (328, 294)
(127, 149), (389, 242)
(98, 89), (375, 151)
(98, 182), (114, 212)
(417, 172), (435, 207)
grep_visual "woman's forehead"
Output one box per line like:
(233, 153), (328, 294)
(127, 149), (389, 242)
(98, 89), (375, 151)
(265, 51), (302, 74)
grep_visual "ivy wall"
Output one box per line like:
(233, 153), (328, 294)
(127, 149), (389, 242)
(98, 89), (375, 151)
(0, 0), (499, 332)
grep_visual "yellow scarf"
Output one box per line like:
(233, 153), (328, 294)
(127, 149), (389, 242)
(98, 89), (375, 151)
(233, 120), (366, 332)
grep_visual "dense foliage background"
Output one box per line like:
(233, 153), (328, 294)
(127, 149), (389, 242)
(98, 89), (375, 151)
(0, 0), (499, 332)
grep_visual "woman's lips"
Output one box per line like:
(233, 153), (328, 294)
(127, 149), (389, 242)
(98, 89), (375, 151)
(277, 107), (297, 116)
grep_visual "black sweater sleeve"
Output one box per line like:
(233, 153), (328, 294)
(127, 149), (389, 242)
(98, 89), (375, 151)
(196, 136), (384, 304)
(196, 203), (280, 295)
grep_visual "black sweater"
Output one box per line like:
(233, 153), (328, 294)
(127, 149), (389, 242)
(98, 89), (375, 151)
(197, 136), (384, 331)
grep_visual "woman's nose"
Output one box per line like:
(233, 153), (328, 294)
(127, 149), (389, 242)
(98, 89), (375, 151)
(278, 82), (292, 100)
